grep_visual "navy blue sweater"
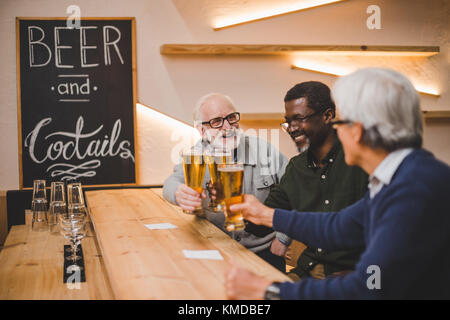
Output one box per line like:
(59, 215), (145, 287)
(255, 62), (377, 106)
(274, 149), (450, 299)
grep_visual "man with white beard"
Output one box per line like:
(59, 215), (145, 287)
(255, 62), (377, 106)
(163, 93), (289, 271)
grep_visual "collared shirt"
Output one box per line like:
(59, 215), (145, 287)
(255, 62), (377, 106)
(264, 135), (368, 277)
(368, 148), (414, 199)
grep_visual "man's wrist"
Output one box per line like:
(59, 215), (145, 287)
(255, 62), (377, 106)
(263, 207), (275, 227)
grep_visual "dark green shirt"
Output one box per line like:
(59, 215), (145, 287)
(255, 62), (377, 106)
(264, 135), (368, 278)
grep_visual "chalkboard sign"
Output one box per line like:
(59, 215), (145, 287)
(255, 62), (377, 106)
(16, 18), (137, 188)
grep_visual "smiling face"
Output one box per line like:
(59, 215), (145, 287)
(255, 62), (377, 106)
(284, 97), (331, 153)
(198, 95), (241, 151)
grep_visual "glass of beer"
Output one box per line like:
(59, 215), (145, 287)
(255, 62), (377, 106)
(218, 163), (245, 231)
(181, 148), (207, 215)
(204, 149), (233, 212)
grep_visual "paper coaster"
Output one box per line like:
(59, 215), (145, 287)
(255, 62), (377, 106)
(183, 250), (224, 260)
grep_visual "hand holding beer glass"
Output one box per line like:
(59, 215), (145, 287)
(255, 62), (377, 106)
(205, 149), (232, 212)
(218, 163), (245, 232)
(181, 148), (207, 215)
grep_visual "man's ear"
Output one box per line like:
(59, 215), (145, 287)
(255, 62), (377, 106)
(323, 108), (334, 124)
(351, 122), (364, 144)
(194, 122), (204, 136)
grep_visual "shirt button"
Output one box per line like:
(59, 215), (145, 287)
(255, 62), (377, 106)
(308, 262), (314, 266)
(321, 175), (326, 179)
(324, 200), (330, 205)
(264, 181), (268, 186)
(329, 158), (334, 163)
(317, 248), (323, 253)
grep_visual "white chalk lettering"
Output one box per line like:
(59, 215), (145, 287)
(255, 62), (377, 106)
(27, 25), (124, 68)
(24, 116), (134, 178)
(54, 27), (74, 68)
(28, 26), (52, 67)
(80, 26), (99, 67)
(103, 26), (124, 65)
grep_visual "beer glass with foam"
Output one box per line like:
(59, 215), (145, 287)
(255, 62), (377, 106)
(218, 163), (245, 231)
(204, 149), (233, 212)
(181, 148), (207, 215)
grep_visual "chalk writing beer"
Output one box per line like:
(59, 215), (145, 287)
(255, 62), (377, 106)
(218, 163), (245, 231)
(205, 150), (233, 212)
(182, 149), (206, 215)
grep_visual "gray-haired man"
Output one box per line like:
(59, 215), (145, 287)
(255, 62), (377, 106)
(163, 93), (289, 271)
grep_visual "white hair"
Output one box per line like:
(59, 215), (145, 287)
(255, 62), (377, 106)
(332, 68), (423, 151)
(193, 93), (236, 124)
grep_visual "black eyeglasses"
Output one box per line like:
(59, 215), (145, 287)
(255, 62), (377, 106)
(280, 110), (323, 132)
(331, 119), (353, 129)
(201, 112), (240, 129)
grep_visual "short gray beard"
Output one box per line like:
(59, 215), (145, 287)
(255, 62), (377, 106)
(297, 137), (310, 153)
(206, 128), (242, 151)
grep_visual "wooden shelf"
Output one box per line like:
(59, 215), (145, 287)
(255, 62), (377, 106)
(241, 111), (450, 121)
(422, 111), (450, 119)
(161, 44), (440, 57)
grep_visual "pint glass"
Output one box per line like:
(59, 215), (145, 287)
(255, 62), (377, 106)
(204, 149), (233, 212)
(218, 163), (245, 231)
(181, 149), (207, 215)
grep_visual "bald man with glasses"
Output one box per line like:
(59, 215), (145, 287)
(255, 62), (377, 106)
(163, 93), (289, 271)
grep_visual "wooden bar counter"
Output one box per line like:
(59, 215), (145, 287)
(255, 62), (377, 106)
(0, 188), (291, 300)
(0, 218), (114, 299)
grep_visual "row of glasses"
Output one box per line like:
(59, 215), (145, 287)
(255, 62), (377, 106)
(181, 147), (245, 232)
(31, 180), (87, 269)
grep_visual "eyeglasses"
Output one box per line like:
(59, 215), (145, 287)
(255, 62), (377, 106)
(330, 119), (353, 129)
(201, 112), (240, 129)
(280, 110), (323, 132)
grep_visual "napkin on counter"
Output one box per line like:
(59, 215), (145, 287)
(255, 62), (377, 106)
(182, 250), (224, 260)
(144, 223), (178, 230)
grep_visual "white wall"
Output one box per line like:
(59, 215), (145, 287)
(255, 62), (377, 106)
(0, 0), (449, 189)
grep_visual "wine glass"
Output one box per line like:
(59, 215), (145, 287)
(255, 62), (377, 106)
(65, 182), (87, 253)
(59, 209), (87, 267)
(31, 179), (48, 231)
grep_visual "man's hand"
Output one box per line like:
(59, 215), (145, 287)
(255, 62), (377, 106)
(309, 264), (326, 280)
(229, 194), (275, 227)
(225, 261), (272, 300)
(175, 184), (205, 212)
(270, 238), (288, 257)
